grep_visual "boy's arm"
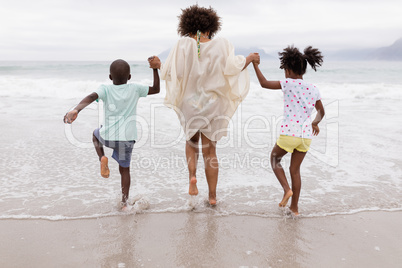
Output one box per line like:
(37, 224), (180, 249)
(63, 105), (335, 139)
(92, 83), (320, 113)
(63, 92), (98, 124)
(312, 100), (325, 135)
(253, 62), (281, 90)
(148, 68), (160, 95)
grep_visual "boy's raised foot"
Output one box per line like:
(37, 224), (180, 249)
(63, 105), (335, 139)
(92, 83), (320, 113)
(100, 156), (110, 178)
(189, 176), (198, 196)
(279, 189), (293, 207)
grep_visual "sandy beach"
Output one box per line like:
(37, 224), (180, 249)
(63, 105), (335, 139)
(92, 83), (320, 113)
(1, 211), (401, 267)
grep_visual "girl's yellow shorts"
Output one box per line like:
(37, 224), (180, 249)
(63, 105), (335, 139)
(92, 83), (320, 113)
(276, 135), (312, 153)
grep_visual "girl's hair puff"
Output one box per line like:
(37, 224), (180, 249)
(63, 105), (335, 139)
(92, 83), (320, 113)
(177, 5), (222, 38)
(279, 45), (323, 75)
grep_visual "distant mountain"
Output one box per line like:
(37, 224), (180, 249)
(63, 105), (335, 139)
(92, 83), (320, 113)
(157, 49), (170, 61)
(369, 38), (402, 61)
(157, 46), (275, 61)
(326, 38), (402, 61)
(158, 38), (402, 62)
(234, 47), (276, 59)
(325, 48), (375, 61)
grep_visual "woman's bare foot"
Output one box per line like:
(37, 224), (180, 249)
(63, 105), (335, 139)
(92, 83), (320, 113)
(208, 193), (217, 206)
(279, 189), (293, 207)
(189, 176), (198, 196)
(100, 156), (110, 178)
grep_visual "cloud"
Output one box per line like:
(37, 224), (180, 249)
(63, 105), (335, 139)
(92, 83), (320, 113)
(0, 0), (401, 60)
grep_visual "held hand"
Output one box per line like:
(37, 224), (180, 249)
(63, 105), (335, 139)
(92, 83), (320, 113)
(312, 123), (320, 136)
(63, 110), (78, 124)
(148, 56), (161, 69)
(249, 53), (260, 65)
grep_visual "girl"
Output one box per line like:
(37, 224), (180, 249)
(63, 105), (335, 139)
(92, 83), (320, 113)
(253, 46), (325, 216)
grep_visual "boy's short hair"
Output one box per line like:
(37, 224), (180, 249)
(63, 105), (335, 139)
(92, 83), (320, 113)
(110, 59), (130, 82)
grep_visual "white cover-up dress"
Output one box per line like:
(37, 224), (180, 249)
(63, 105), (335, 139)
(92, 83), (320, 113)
(161, 37), (250, 141)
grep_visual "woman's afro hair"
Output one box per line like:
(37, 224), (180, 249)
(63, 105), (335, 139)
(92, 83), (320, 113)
(177, 5), (222, 38)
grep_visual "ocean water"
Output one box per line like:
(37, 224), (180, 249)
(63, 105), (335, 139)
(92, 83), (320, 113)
(0, 60), (401, 220)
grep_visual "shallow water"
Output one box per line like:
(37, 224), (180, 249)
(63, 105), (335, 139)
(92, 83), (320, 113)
(0, 60), (401, 220)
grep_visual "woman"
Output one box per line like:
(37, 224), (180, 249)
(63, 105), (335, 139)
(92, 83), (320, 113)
(156, 5), (258, 205)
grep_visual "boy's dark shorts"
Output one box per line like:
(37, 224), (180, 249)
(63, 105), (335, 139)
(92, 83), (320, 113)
(93, 128), (135, 168)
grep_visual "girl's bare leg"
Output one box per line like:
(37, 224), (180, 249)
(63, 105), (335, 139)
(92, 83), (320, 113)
(186, 132), (200, 196)
(270, 144), (292, 207)
(289, 150), (307, 215)
(201, 133), (218, 205)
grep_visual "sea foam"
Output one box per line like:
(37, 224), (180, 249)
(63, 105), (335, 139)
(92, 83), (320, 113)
(1, 60), (401, 221)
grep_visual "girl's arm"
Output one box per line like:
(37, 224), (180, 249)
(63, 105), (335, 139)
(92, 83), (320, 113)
(63, 92), (98, 124)
(312, 100), (325, 135)
(253, 62), (281, 90)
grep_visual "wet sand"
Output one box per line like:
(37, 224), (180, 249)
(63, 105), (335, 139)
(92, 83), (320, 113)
(0, 211), (401, 267)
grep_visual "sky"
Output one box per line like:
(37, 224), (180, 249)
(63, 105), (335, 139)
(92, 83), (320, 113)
(1, 0), (402, 61)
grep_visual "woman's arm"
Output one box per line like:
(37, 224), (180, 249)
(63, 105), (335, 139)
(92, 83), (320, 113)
(63, 92), (98, 124)
(252, 62), (281, 90)
(242, 53), (259, 71)
(312, 100), (325, 135)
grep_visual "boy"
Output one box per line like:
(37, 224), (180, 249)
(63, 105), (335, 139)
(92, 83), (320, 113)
(64, 58), (161, 211)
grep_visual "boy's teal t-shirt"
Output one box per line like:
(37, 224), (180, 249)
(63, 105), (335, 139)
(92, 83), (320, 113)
(95, 83), (149, 141)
